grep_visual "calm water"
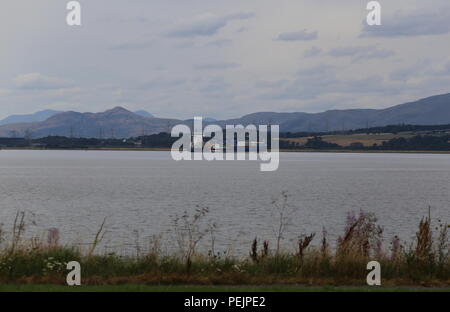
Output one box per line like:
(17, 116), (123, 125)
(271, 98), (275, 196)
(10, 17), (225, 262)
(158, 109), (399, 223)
(0, 150), (449, 256)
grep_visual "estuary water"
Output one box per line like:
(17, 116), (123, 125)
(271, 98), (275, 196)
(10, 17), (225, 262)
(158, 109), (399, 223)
(0, 150), (448, 256)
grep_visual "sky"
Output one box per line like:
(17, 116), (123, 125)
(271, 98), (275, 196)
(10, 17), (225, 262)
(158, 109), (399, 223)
(1, 0), (450, 119)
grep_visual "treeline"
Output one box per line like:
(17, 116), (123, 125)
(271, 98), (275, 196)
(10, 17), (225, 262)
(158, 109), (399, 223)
(377, 135), (450, 151)
(281, 123), (450, 138)
(350, 124), (450, 135)
(0, 133), (177, 149)
(33, 133), (178, 149)
(288, 134), (450, 151)
(1, 132), (450, 151)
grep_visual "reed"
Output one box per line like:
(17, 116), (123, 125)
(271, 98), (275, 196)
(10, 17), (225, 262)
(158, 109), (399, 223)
(0, 209), (447, 286)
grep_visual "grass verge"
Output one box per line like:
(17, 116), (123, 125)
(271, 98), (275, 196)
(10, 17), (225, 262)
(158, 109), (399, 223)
(0, 284), (449, 292)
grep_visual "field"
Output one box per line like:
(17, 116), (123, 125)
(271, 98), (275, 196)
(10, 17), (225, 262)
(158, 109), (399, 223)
(283, 132), (416, 147)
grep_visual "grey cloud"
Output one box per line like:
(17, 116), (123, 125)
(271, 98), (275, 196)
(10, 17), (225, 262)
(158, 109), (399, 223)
(194, 63), (240, 70)
(165, 12), (254, 38)
(276, 30), (318, 41)
(109, 40), (153, 51)
(173, 40), (197, 49)
(13, 73), (72, 90)
(393, 59), (450, 80)
(328, 46), (395, 62)
(205, 39), (233, 48)
(199, 77), (231, 94)
(297, 64), (335, 76)
(268, 64), (397, 100)
(97, 15), (153, 25)
(3, 1), (449, 120)
(340, 76), (390, 94)
(255, 79), (289, 89)
(424, 59), (450, 77)
(362, 49), (395, 60)
(153, 65), (167, 71)
(361, 8), (450, 38)
(303, 46), (322, 57)
(329, 46), (371, 57)
(390, 60), (431, 81)
(434, 61), (450, 76)
(136, 78), (187, 90)
(269, 65), (339, 100)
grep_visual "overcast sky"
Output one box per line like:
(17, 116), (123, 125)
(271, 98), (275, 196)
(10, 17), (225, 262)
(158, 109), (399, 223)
(1, 0), (450, 119)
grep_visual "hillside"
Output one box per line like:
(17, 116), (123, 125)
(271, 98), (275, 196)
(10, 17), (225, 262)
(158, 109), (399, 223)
(0, 110), (62, 125)
(219, 93), (450, 132)
(0, 107), (182, 138)
(0, 93), (449, 138)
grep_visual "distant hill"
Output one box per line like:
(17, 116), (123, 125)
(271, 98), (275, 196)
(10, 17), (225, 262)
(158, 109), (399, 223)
(0, 107), (184, 138)
(218, 93), (450, 132)
(0, 110), (62, 125)
(184, 117), (217, 123)
(0, 93), (449, 138)
(134, 110), (154, 118)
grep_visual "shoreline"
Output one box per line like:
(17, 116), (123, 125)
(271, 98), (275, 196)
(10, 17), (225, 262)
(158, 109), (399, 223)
(1, 147), (450, 154)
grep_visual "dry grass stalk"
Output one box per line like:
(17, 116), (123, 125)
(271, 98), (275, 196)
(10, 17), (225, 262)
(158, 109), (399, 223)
(88, 218), (107, 257)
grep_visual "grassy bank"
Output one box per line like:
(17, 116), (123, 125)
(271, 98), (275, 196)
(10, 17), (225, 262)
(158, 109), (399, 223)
(1, 284), (449, 292)
(0, 208), (448, 288)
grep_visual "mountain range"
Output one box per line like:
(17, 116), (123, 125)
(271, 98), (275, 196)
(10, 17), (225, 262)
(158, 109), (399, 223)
(1, 93), (450, 138)
(0, 110), (62, 126)
(0, 109), (154, 126)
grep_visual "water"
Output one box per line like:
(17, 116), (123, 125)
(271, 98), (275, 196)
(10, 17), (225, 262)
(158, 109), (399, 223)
(0, 150), (449, 256)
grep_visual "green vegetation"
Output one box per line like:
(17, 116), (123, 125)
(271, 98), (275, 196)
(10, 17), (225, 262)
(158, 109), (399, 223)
(0, 209), (448, 287)
(281, 124), (450, 150)
(282, 134), (450, 151)
(281, 123), (450, 138)
(2, 123), (450, 151)
(1, 284), (449, 292)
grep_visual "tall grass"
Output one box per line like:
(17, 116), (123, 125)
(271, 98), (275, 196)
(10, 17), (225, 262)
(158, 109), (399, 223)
(0, 209), (447, 286)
